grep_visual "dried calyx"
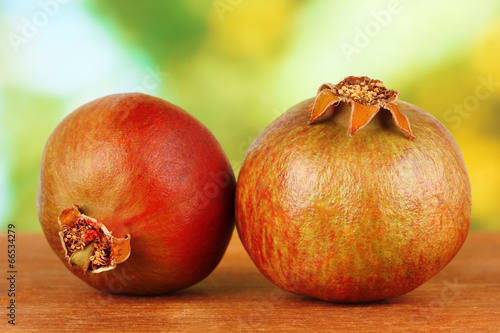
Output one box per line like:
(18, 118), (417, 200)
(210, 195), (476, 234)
(307, 76), (414, 139)
(58, 205), (131, 274)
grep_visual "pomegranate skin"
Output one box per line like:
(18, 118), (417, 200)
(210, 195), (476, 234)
(236, 99), (471, 303)
(37, 93), (236, 295)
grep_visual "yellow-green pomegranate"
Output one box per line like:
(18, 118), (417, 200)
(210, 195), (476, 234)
(235, 76), (471, 303)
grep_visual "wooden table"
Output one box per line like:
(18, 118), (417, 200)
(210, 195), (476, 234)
(1, 232), (499, 332)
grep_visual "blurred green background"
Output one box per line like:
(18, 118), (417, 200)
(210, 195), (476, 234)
(1, 0), (499, 231)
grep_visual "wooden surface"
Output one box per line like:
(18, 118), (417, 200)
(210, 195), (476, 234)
(1, 232), (499, 332)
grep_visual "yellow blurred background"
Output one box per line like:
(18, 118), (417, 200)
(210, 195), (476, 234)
(0, 0), (499, 231)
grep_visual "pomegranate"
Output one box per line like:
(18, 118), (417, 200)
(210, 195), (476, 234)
(37, 93), (235, 295)
(235, 76), (471, 303)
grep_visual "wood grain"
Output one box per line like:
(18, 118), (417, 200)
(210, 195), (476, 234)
(0, 232), (499, 332)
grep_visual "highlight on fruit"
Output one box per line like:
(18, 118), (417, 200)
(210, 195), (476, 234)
(235, 75), (472, 303)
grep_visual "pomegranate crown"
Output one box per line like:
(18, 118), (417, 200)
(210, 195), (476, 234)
(58, 205), (131, 274)
(307, 76), (414, 139)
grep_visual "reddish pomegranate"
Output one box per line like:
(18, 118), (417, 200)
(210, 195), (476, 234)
(236, 76), (471, 303)
(37, 93), (235, 295)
